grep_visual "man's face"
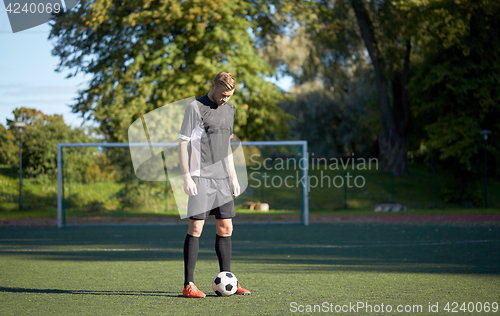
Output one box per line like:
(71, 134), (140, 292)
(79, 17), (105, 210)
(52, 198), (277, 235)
(213, 85), (234, 106)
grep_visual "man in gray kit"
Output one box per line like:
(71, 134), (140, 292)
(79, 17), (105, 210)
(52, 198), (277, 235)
(178, 72), (251, 298)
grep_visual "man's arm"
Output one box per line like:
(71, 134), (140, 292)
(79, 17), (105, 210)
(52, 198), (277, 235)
(178, 139), (197, 196)
(227, 142), (240, 196)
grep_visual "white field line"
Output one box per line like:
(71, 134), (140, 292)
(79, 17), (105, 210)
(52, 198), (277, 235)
(0, 239), (497, 252)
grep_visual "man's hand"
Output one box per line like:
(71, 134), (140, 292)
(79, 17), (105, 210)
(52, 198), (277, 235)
(184, 177), (198, 196)
(231, 177), (240, 196)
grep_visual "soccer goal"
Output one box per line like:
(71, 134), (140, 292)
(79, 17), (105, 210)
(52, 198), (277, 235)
(57, 141), (309, 228)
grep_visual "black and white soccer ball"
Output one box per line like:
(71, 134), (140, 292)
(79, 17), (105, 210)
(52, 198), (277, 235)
(212, 271), (238, 296)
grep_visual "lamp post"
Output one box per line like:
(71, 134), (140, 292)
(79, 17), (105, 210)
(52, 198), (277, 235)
(480, 130), (491, 209)
(13, 122), (26, 211)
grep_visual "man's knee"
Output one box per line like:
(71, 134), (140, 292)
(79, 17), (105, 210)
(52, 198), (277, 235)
(188, 220), (205, 237)
(216, 219), (233, 237)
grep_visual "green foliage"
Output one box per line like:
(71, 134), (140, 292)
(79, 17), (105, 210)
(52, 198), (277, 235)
(257, 0), (500, 203)
(408, 0), (500, 205)
(0, 108), (106, 182)
(0, 124), (17, 165)
(258, 16), (381, 159)
(48, 0), (291, 142)
(396, 0), (474, 55)
(116, 180), (171, 212)
(22, 115), (86, 178)
(64, 147), (119, 184)
(1, 109), (48, 166)
(281, 76), (380, 159)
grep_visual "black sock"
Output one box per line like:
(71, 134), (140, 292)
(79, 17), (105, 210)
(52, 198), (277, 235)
(215, 234), (232, 272)
(184, 234), (199, 287)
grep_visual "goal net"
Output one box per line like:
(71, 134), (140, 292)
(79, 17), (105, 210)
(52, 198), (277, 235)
(57, 141), (309, 228)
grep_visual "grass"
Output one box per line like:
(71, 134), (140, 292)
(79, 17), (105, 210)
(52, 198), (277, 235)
(0, 222), (499, 315)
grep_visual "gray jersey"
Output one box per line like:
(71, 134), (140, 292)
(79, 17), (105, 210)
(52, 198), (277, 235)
(179, 94), (235, 179)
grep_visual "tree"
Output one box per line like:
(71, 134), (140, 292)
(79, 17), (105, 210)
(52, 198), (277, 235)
(258, 0), (413, 173)
(0, 124), (17, 166)
(337, 0), (410, 174)
(254, 0), (500, 205)
(48, 0), (303, 212)
(259, 24), (380, 158)
(1, 108), (47, 166)
(1, 108), (101, 180)
(48, 0), (291, 142)
(281, 77), (380, 159)
(407, 0), (500, 205)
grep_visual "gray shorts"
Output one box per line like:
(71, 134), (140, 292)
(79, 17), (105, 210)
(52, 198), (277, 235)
(188, 177), (235, 220)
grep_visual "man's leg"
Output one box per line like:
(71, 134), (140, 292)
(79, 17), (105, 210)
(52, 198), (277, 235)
(215, 218), (233, 272)
(184, 219), (205, 287)
(215, 217), (251, 295)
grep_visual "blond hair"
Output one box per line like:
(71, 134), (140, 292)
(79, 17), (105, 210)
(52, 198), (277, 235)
(213, 72), (236, 90)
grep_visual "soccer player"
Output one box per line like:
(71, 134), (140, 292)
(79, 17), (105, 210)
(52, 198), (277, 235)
(178, 72), (251, 298)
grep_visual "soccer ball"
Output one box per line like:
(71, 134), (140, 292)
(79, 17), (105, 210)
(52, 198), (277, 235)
(212, 271), (238, 296)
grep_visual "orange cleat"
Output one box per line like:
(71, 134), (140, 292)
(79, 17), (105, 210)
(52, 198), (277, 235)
(183, 283), (206, 298)
(234, 283), (251, 295)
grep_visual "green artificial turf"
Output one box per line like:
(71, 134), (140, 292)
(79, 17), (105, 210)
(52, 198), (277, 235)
(0, 222), (499, 315)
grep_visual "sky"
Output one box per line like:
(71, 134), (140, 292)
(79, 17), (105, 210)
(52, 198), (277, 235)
(0, 8), (293, 129)
(0, 8), (92, 128)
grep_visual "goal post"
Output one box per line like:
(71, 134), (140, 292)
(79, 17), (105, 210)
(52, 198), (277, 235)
(57, 141), (309, 228)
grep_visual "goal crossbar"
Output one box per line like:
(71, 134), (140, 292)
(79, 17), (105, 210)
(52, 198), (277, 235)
(57, 141), (309, 228)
